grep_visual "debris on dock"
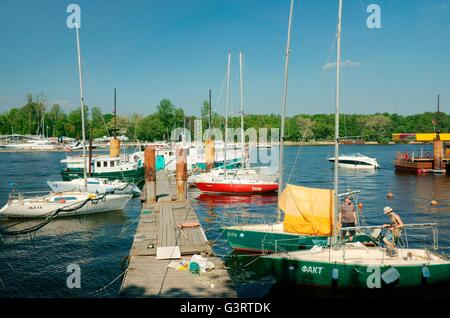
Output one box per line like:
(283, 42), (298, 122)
(120, 149), (236, 298)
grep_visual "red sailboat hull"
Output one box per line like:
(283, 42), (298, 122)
(195, 182), (278, 194)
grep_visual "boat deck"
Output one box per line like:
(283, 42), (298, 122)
(271, 246), (449, 266)
(119, 170), (236, 298)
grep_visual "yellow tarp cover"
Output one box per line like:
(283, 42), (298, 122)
(280, 184), (335, 236)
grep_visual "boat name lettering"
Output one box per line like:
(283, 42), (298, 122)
(301, 265), (323, 274)
(28, 206), (43, 210)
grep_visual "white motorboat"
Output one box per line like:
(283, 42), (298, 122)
(64, 141), (98, 151)
(47, 178), (141, 196)
(327, 153), (379, 169)
(0, 191), (132, 219)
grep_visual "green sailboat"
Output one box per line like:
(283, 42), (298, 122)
(261, 0), (450, 289)
(262, 233), (450, 289)
(221, 0), (370, 253)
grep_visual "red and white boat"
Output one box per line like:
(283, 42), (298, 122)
(194, 52), (278, 194)
(195, 175), (278, 194)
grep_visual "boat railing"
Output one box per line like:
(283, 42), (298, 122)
(221, 214), (277, 228)
(8, 190), (52, 204)
(264, 237), (325, 255)
(339, 223), (439, 264)
(338, 190), (361, 198)
(395, 151), (437, 162)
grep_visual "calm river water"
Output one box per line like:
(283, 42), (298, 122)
(1, 144), (450, 297)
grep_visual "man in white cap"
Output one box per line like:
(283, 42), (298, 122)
(382, 206), (404, 253)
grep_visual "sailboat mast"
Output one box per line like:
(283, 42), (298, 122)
(75, 25), (88, 191)
(239, 51), (245, 170)
(277, 0), (294, 222)
(114, 88), (117, 138)
(333, 0), (343, 244)
(224, 52), (231, 177)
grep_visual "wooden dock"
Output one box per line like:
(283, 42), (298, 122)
(119, 170), (236, 298)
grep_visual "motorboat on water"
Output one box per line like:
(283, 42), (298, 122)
(327, 153), (379, 169)
(0, 191), (132, 219)
(47, 178), (141, 196)
(64, 141), (98, 151)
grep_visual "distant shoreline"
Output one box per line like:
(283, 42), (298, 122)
(0, 141), (433, 152)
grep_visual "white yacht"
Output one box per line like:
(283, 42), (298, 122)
(47, 178), (141, 196)
(327, 153), (379, 169)
(0, 191), (132, 219)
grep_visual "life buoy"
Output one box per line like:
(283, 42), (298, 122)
(59, 199), (66, 203)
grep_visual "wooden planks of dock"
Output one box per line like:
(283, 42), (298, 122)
(119, 171), (236, 298)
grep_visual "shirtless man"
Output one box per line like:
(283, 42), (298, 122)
(382, 206), (404, 252)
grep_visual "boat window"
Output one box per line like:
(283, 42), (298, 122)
(96, 162), (101, 167)
(53, 196), (78, 201)
(169, 152), (173, 156)
(103, 161), (108, 167)
(338, 160), (372, 166)
(110, 161), (115, 167)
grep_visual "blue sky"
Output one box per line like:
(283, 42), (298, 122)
(0, 0), (449, 117)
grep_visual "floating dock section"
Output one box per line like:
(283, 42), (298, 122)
(119, 154), (236, 297)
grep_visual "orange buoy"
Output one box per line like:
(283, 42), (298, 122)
(59, 199), (66, 203)
(431, 200), (438, 206)
(358, 202), (363, 210)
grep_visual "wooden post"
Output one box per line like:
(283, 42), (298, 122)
(88, 126), (93, 176)
(205, 138), (215, 172)
(433, 134), (444, 171)
(110, 138), (121, 157)
(176, 147), (187, 201)
(144, 146), (156, 203)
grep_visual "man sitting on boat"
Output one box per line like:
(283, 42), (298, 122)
(382, 206), (404, 256)
(338, 196), (357, 241)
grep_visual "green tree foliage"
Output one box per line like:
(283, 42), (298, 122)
(295, 116), (314, 141)
(1, 95), (448, 143)
(47, 104), (67, 137)
(136, 114), (165, 141)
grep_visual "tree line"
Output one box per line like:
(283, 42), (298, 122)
(0, 94), (447, 143)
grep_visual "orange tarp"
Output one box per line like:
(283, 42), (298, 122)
(279, 184), (335, 236)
